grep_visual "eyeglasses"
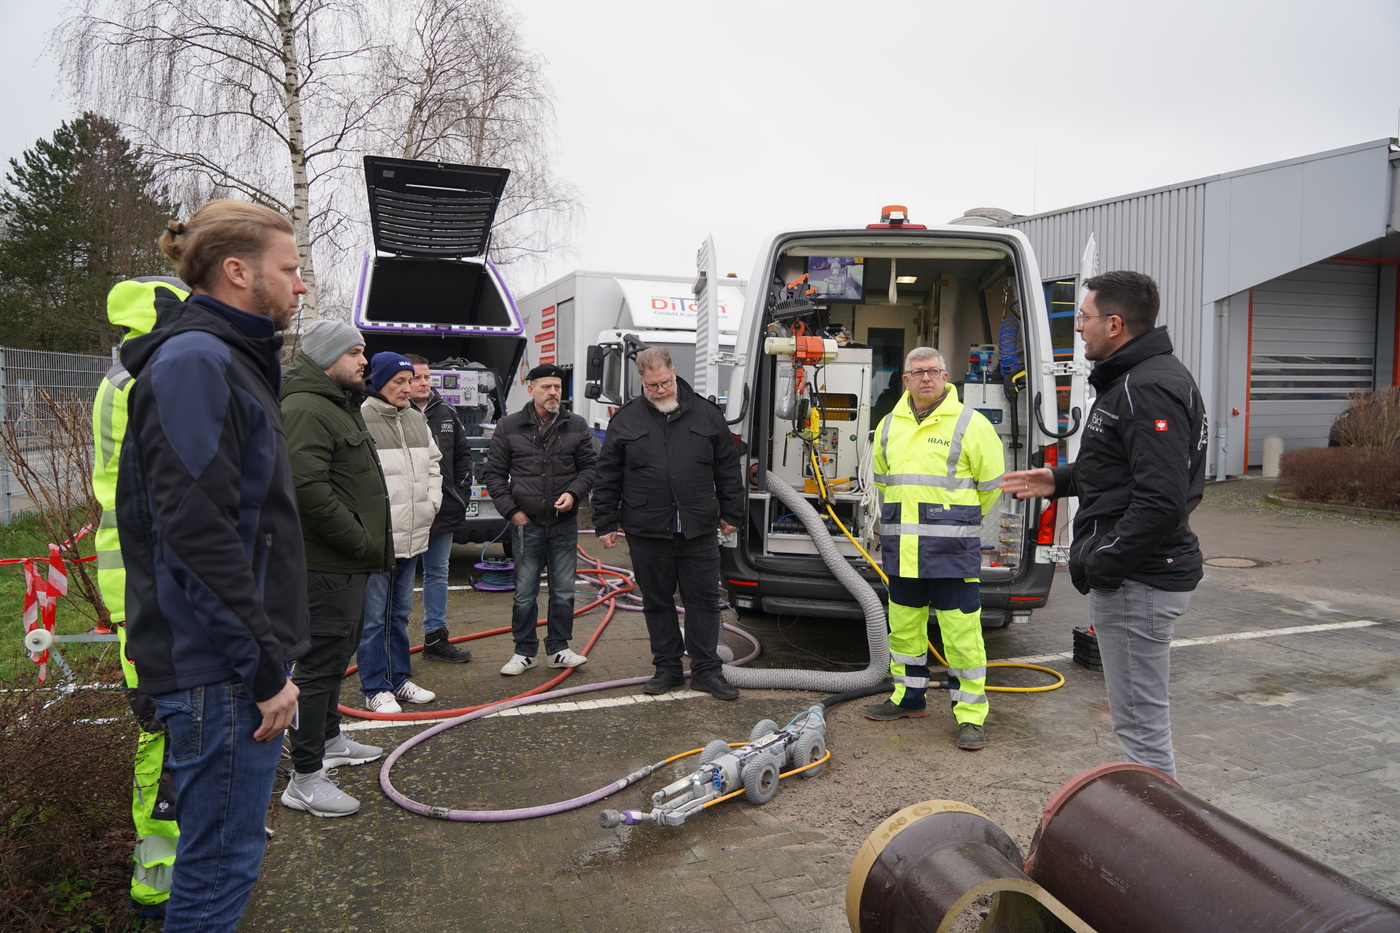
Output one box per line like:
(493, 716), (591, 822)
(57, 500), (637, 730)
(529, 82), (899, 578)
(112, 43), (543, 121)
(1074, 312), (1107, 325)
(642, 376), (675, 392)
(904, 368), (946, 380)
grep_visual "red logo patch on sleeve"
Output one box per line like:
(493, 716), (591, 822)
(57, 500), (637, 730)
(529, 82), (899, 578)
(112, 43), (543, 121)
(1154, 419), (1169, 432)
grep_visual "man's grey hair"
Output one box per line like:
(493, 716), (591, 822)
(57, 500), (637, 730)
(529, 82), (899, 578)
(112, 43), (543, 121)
(634, 346), (675, 374)
(904, 347), (946, 372)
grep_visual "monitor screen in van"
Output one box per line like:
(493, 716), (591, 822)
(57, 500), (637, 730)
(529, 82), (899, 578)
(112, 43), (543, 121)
(806, 256), (865, 301)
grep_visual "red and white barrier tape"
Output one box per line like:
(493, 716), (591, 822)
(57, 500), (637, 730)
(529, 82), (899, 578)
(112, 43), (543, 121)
(2, 524), (96, 683)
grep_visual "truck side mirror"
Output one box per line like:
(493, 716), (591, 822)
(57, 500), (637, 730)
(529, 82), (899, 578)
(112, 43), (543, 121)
(584, 383), (602, 400)
(586, 345), (605, 380)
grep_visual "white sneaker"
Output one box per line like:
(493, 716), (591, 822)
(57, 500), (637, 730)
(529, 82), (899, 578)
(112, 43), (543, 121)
(547, 648), (588, 669)
(280, 769), (360, 817)
(393, 679), (436, 704)
(500, 654), (536, 676)
(322, 731), (384, 769)
(366, 691), (402, 714)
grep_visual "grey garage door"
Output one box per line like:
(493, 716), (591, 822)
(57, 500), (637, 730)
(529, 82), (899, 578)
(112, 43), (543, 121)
(1248, 260), (1378, 465)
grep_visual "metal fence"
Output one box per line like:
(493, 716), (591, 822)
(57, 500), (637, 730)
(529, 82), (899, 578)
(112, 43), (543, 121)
(0, 346), (112, 523)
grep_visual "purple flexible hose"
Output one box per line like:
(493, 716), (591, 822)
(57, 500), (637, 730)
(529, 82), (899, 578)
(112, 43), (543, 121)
(376, 567), (762, 821)
(378, 676), (653, 822)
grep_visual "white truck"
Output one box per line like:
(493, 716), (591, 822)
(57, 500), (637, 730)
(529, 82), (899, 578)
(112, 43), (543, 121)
(514, 270), (746, 440)
(720, 206), (1087, 626)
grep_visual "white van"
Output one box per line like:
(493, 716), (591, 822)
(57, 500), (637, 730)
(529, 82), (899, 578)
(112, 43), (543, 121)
(720, 207), (1080, 626)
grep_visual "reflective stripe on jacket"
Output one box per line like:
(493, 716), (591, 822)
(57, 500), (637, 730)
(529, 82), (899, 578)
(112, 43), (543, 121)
(873, 384), (1005, 579)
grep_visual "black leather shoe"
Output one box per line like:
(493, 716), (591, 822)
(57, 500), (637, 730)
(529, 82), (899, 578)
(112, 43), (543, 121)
(643, 672), (685, 695)
(423, 627), (472, 663)
(690, 674), (739, 701)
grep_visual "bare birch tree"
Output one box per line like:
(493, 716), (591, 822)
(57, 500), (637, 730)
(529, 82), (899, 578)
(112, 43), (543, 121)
(57, 0), (389, 319)
(368, 0), (577, 268)
(56, 0), (574, 314)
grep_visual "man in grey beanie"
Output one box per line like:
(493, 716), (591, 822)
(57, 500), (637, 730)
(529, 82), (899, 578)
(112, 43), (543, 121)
(277, 319), (394, 817)
(299, 318), (366, 370)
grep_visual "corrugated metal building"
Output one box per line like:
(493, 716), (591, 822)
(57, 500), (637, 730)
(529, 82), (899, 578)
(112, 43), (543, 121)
(995, 138), (1399, 476)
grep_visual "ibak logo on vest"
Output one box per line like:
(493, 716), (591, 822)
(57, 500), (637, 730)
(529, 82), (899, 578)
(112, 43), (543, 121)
(927, 436), (950, 446)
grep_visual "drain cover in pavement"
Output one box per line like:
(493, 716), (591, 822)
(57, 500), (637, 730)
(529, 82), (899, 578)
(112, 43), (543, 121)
(1204, 556), (1268, 569)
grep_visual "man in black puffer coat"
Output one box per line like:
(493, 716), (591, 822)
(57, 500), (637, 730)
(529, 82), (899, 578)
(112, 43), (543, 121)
(483, 364), (596, 674)
(593, 348), (745, 701)
(1002, 271), (1208, 779)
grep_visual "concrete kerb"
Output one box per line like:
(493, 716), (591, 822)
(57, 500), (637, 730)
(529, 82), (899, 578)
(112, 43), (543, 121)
(1264, 491), (1400, 523)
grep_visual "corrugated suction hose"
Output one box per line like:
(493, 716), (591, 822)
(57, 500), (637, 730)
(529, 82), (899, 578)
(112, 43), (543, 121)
(722, 471), (890, 692)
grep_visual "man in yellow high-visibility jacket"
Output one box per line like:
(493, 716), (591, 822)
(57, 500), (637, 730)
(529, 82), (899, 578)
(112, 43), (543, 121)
(92, 276), (188, 914)
(866, 347), (1004, 750)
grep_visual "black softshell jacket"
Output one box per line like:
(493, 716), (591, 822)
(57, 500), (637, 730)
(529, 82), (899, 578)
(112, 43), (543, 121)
(591, 378), (744, 539)
(1051, 326), (1208, 594)
(117, 295), (309, 700)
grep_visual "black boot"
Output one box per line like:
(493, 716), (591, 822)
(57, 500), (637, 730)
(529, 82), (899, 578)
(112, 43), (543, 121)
(423, 627), (473, 663)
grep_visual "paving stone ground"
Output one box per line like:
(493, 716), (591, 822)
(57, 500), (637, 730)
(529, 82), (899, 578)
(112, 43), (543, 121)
(239, 480), (1400, 932)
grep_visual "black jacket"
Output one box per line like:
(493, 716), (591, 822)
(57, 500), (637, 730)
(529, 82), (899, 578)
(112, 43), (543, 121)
(416, 389), (475, 534)
(117, 294), (310, 701)
(1051, 326), (1208, 594)
(483, 401), (596, 526)
(592, 377), (744, 539)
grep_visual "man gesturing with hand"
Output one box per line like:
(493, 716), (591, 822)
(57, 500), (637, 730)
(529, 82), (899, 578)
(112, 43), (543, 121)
(1002, 271), (1207, 778)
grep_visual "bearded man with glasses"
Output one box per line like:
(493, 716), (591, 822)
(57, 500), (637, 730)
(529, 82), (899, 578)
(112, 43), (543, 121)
(594, 347), (745, 700)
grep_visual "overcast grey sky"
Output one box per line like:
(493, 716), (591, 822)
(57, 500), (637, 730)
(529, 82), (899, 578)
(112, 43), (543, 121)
(3, 0), (1398, 298)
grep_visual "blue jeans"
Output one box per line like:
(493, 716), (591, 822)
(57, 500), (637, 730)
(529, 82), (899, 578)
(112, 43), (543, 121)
(1090, 579), (1193, 779)
(149, 679), (283, 933)
(358, 557), (417, 696)
(419, 532), (454, 635)
(510, 516), (578, 657)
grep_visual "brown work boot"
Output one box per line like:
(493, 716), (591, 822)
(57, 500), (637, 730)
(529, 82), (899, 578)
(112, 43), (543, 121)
(956, 722), (986, 750)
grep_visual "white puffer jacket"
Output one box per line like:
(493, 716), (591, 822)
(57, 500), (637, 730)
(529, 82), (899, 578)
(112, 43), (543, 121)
(361, 396), (442, 558)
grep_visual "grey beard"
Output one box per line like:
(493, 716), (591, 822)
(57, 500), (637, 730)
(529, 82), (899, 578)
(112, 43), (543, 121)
(541, 398), (560, 414)
(648, 395), (679, 414)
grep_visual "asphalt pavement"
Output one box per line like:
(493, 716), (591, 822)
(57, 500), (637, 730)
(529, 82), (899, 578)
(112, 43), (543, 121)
(236, 478), (1400, 933)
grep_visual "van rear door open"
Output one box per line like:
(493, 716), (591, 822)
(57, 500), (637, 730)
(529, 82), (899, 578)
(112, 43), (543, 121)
(720, 213), (1071, 626)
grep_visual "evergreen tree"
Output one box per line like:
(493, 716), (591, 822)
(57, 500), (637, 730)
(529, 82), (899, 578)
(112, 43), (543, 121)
(0, 113), (177, 353)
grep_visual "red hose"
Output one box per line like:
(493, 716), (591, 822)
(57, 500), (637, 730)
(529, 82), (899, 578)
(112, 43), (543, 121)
(336, 547), (633, 722)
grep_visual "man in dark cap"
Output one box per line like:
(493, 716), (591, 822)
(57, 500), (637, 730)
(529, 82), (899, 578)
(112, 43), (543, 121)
(483, 363), (596, 675)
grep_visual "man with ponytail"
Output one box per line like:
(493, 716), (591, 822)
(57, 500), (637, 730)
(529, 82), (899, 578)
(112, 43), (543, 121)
(116, 200), (311, 933)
